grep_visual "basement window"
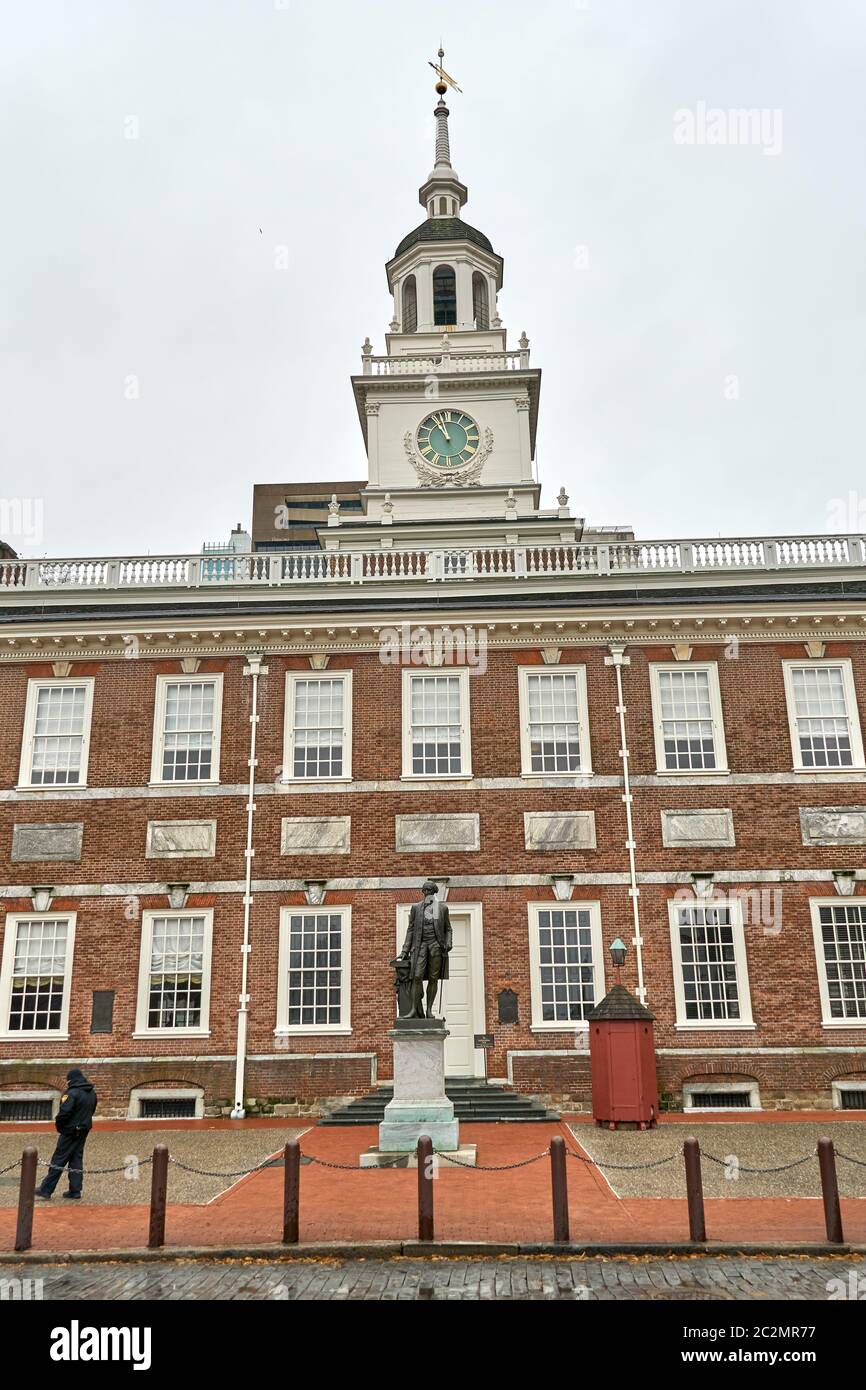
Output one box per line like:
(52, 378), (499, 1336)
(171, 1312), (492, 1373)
(140, 1098), (196, 1119)
(683, 1081), (759, 1112)
(0, 1097), (54, 1122)
(129, 1086), (204, 1120)
(833, 1083), (866, 1111)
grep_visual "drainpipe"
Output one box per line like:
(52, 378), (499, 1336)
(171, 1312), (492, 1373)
(604, 644), (647, 1004)
(232, 653), (267, 1119)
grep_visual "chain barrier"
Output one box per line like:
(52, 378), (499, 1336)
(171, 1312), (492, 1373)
(700, 1148), (817, 1175)
(0, 1159), (20, 1177)
(834, 1148), (866, 1169)
(38, 1157), (153, 1176)
(167, 1155), (278, 1180)
(306, 1152), (409, 1171)
(441, 1149), (550, 1171)
(565, 1147), (679, 1171)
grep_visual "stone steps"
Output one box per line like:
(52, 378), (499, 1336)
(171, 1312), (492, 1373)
(320, 1081), (559, 1126)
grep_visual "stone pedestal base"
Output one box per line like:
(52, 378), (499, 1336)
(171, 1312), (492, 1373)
(359, 1144), (477, 1169)
(377, 1018), (459, 1154)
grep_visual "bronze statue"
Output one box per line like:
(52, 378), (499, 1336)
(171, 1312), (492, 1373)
(397, 880), (452, 1018)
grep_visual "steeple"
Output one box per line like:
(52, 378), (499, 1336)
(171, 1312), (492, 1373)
(419, 49), (468, 219)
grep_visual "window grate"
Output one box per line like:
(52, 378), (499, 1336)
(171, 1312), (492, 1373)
(840, 1090), (866, 1110)
(139, 1098), (196, 1119)
(689, 1090), (752, 1109)
(0, 1099), (53, 1122)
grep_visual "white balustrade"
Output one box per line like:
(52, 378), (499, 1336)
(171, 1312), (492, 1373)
(2, 533), (863, 596)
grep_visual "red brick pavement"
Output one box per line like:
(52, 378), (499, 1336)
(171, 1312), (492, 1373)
(2, 1119), (866, 1254)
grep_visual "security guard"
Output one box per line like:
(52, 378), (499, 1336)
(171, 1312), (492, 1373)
(35, 1067), (98, 1201)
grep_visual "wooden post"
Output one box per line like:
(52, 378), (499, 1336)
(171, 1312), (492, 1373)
(684, 1138), (706, 1243)
(283, 1140), (300, 1245)
(417, 1135), (434, 1243)
(14, 1148), (38, 1253)
(817, 1137), (844, 1244)
(148, 1145), (169, 1250)
(550, 1136), (570, 1244)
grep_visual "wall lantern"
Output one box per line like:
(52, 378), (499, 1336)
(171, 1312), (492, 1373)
(610, 938), (628, 969)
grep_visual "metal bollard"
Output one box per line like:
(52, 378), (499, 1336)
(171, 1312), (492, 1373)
(15, 1148), (38, 1253)
(283, 1140), (300, 1245)
(550, 1136), (569, 1244)
(817, 1137), (844, 1244)
(417, 1135), (434, 1243)
(684, 1137), (706, 1243)
(148, 1145), (169, 1250)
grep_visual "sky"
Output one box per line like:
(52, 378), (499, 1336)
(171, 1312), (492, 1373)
(1, 0), (865, 558)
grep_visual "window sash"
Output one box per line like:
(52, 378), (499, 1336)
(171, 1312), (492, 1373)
(790, 666), (854, 768)
(407, 673), (467, 776)
(289, 677), (347, 779)
(658, 670), (717, 770)
(3, 917), (73, 1035)
(277, 907), (351, 1033)
(675, 905), (741, 1021)
(146, 914), (206, 1030)
(159, 681), (217, 782)
(526, 672), (582, 772)
(818, 904), (866, 1021)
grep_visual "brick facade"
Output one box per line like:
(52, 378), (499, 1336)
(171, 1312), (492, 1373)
(2, 638), (865, 1115)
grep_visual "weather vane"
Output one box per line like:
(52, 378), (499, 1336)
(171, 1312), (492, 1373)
(428, 45), (463, 95)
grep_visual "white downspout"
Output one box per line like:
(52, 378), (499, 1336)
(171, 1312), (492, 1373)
(232, 653), (267, 1119)
(605, 643), (647, 1004)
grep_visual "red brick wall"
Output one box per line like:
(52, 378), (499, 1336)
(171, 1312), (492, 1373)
(1, 641), (865, 1113)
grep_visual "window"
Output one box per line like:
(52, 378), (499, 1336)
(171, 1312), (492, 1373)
(472, 272), (489, 330)
(668, 897), (753, 1028)
(19, 678), (94, 788)
(650, 664), (728, 773)
(811, 900), (866, 1026)
(0, 914), (76, 1038)
(518, 667), (591, 775)
(402, 275), (417, 333)
(433, 264), (457, 326)
(135, 910), (213, 1035)
(402, 670), (471, 777)
(283, 672), (352, 781)
(150, 675), (223, 784)
(528, 903), (604, 1029)
(783, 661), (864, 770)
(276, 907), (351, 1034)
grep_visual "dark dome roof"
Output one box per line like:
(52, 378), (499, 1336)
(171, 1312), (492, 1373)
(393, 217), (496, 260)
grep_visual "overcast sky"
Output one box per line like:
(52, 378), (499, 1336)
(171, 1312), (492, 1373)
(2, 0), (865, 558)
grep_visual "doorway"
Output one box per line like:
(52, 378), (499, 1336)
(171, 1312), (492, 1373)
(395, 902), (485, 1077)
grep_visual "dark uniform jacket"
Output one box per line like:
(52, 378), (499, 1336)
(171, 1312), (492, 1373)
(401, 899), (452, 981)
(56, 1071), (98, 1135)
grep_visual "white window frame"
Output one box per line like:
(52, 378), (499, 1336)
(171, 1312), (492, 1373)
(527, 900), (605, 1032)
(128, 1086), (205, 1120)
(782, 659), (865, 772)
(149, 674), (223, 786)
(134, 908), (214, 1038)
(649, 662), (729, 775)
(276, 905), (352, 1036)
(518, 665), (592, 776)
(683, 1080), (761, 1112)
(0, 1089), (62, 1121)
(0, 912), (76, 1040)
(668, 895), (754, 1029)
(282, 671), (353, 783)
(401, 668), (472, 779)
(832, 1081), (866, 1110)
(810, 898), (866, 1029)
(18, 677), (95, 790)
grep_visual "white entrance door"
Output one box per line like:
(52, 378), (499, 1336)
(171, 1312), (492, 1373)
(395, 905), (484, 1078)
(443, 913), (474, 1077)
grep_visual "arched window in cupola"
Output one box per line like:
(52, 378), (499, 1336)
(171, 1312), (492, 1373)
(439, 196), (448, 216)
(433, 264), (457, 326)
(402, 275), (418, 333)
(472, 273), (490, 330)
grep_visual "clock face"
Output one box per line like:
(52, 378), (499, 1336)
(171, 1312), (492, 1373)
(416, 410), (480, 469)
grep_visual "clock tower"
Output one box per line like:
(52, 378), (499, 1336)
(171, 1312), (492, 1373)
(351, 54), (543, 527)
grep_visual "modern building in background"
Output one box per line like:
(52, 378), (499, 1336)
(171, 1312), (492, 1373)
(1, 78), (865, 1121)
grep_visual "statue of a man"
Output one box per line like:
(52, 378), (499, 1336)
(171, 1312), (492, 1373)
(398, 881), (452, 1018)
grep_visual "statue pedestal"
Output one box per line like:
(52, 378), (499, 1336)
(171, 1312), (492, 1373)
(378, 1018), (459, 1153)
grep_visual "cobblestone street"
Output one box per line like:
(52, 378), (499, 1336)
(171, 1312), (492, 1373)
(3, 1255), (862, 1300)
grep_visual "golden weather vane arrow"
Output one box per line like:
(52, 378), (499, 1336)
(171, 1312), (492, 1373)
(428, 45), (463, 95)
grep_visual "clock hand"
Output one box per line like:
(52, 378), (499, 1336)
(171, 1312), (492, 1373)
(435, 413), (451, 442)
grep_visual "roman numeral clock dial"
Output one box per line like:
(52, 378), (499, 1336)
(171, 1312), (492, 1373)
(416, 410), (480, 471)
